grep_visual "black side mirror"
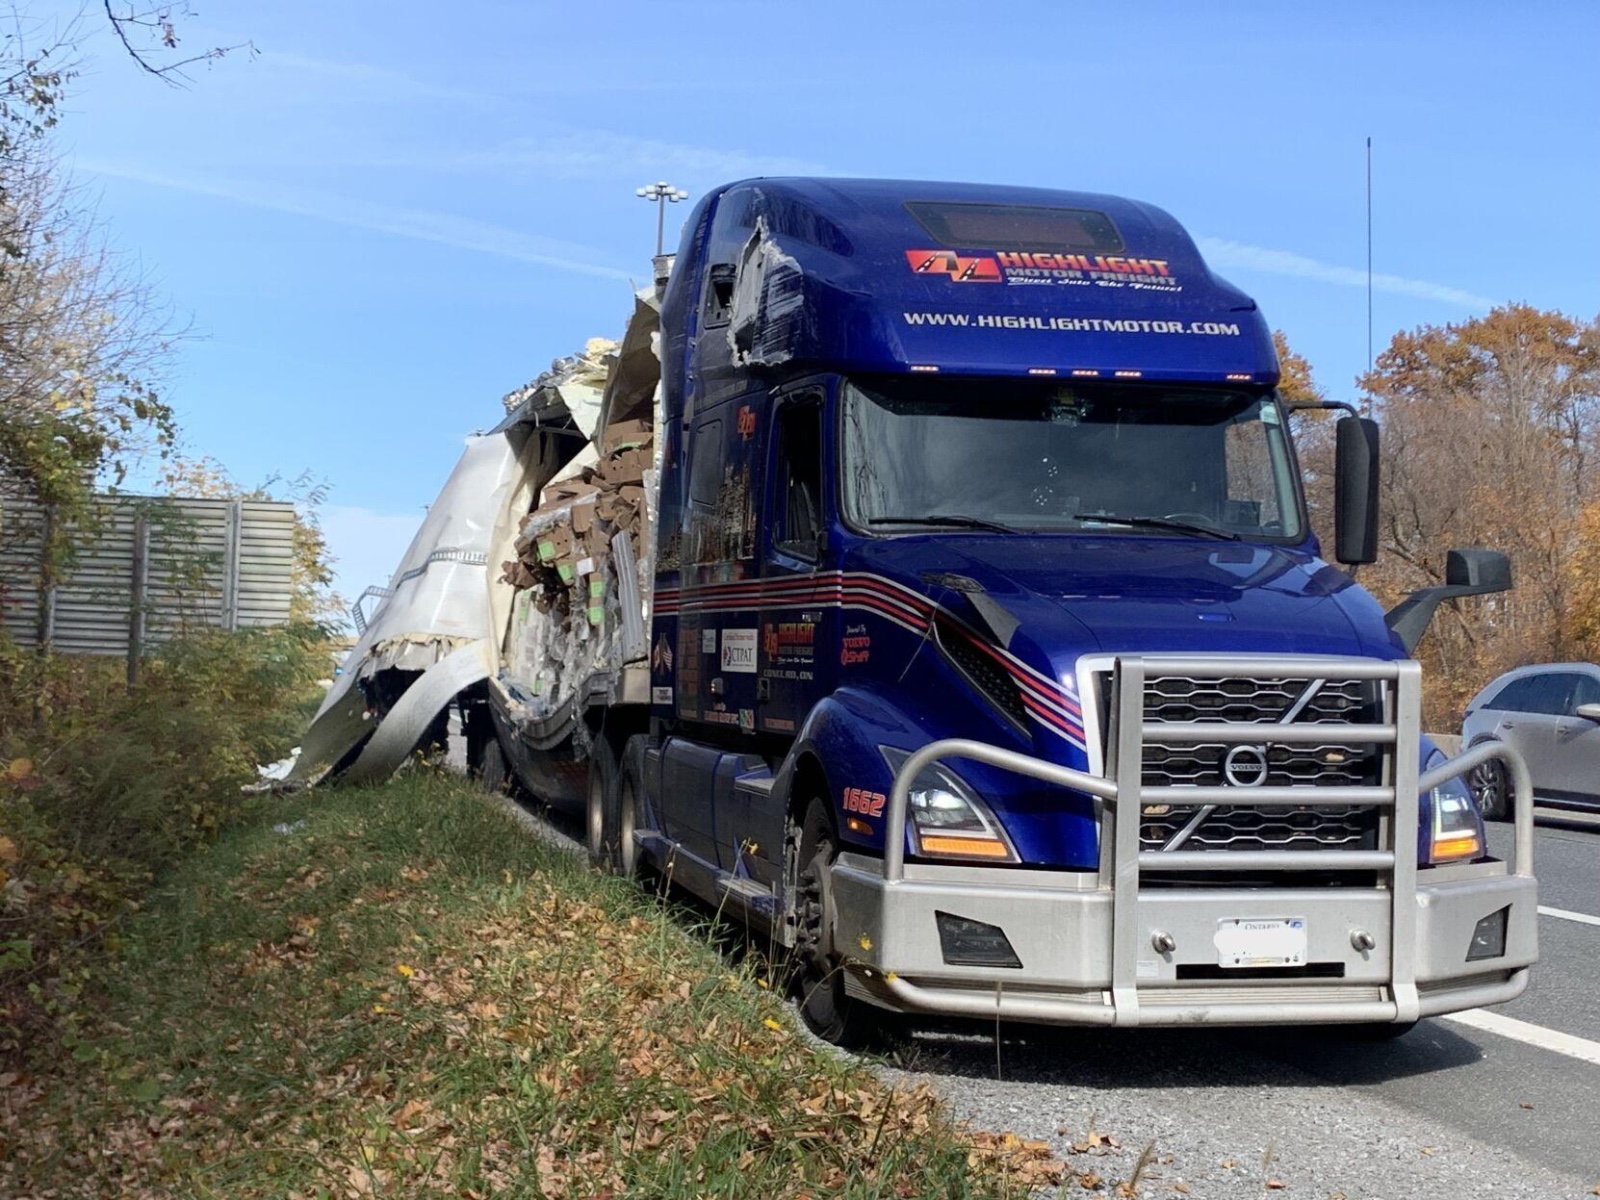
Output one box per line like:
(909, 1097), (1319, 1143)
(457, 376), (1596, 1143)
(1334, 416), (1381, 565)
(1384, 547), (1514, 654)
(1445, 547), (1511, 591)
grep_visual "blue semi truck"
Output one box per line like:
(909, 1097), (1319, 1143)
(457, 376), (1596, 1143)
(363, 177), (1538, 1045)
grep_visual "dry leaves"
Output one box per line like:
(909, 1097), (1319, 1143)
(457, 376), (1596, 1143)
(1072, 1129), (1123, 1155)
(967, 1129), (1065, 1188)
(2, 779), (1067, 1200)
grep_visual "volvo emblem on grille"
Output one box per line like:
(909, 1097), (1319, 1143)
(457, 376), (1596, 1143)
(1223, 744), (1270, 787)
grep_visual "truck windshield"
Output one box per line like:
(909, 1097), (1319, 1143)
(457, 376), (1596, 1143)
(841, 377), (1303, 541)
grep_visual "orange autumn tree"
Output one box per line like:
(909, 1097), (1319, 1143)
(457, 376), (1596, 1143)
(1569, 500), (1600, 658)
(1272, 329), (1339, 552)
(1356, 305), (1600, 724)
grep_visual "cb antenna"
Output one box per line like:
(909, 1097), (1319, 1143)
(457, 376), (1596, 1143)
(1366, 137), (1374, 388)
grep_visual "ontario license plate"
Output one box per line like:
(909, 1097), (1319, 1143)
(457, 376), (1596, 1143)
(1214, 917), (1307, 968)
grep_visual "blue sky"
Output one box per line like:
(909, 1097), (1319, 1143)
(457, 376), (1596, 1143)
(48, 0), (1600, 607)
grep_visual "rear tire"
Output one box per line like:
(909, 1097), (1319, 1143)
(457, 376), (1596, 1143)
(793, 795), (882, 1050)
(585, 734), (621, 871)
(479, 735), (509, 795)
(1469, 754), (1510, 821)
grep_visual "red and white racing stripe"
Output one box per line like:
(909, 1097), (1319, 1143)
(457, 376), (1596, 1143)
(652, 571), (1085, 746)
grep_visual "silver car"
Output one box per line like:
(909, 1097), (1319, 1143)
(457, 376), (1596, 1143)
(1461, 662), (1600, 818)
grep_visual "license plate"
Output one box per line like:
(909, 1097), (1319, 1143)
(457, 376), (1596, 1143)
(1214, 917), (1307, 968)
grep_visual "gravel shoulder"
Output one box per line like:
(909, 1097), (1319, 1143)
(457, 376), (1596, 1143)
(878, 1022), (1597, 1198)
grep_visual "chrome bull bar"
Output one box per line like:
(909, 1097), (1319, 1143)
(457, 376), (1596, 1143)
(878, 655), (1534, 1026)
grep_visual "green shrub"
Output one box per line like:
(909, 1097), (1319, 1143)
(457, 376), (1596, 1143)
(0, 622), (329, 1059)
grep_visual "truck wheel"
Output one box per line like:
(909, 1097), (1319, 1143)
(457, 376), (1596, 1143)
(793, 795), (880, 1049)
(1469, 756), (1510, 821)
(586, 734), (621, 872)
(479, 736), (509, 795)
(617, 735), (650, 881)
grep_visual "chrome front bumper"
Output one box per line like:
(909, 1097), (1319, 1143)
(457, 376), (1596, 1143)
(829, 855), (1535, 1026)
(838, 656), (1537, 1027)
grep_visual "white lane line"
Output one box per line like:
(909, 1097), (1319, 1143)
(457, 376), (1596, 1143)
(1538, 905), (1600, 928)
(1442, 1009), (1600, 1067)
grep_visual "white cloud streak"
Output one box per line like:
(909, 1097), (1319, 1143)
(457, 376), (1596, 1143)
(404, 129), (830, 183)
(1196, 236), (1491, 309)
(78, 162), (635, 281)
(254, 51), (486, 104)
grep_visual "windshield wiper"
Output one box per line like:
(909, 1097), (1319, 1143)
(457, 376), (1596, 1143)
(867, 513), (1021, 534)
(1071, 513), (1240, 541)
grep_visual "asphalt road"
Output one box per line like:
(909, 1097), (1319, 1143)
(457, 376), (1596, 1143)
(880, 814), (1600, 1198)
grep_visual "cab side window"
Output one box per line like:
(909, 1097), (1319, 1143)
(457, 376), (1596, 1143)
(689, 418), (723, 509)
(773, 400), (823, 560)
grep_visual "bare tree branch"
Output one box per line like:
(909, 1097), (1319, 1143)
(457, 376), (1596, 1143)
(100, 1), (252, 86)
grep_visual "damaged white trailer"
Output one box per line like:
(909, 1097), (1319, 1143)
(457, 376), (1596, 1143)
(288, 290), (664, 829)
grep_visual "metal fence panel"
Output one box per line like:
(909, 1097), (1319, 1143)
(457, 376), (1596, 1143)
(0, 492), (298, 655)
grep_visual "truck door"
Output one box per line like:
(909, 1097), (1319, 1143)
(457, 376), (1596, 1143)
(662, 399), (764, 863)
(758, 392), (832, 736)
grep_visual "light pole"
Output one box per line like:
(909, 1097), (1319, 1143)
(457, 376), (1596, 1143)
(636, 180), (689, 257)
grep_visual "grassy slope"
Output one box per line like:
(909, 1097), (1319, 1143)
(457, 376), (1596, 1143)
(0, 774), (1060, 1199)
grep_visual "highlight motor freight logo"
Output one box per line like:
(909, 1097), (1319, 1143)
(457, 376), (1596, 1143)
(906, 248), (1180, 292)
(905, 249), (1002, 282)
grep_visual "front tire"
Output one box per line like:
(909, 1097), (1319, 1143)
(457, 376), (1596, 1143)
(793, 795), (881, 1049)
(1469, 753), (1510, 821)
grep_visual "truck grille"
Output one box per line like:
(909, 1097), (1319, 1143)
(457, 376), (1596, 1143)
(1139, 803), (1376, 853)
(1143, 675), (1376, 725)
(1100, 671), (1386, 854)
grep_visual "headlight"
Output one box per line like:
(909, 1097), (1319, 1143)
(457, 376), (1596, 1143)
(881, 747), (1019, 863)
(1425, 749), (1483, 863)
